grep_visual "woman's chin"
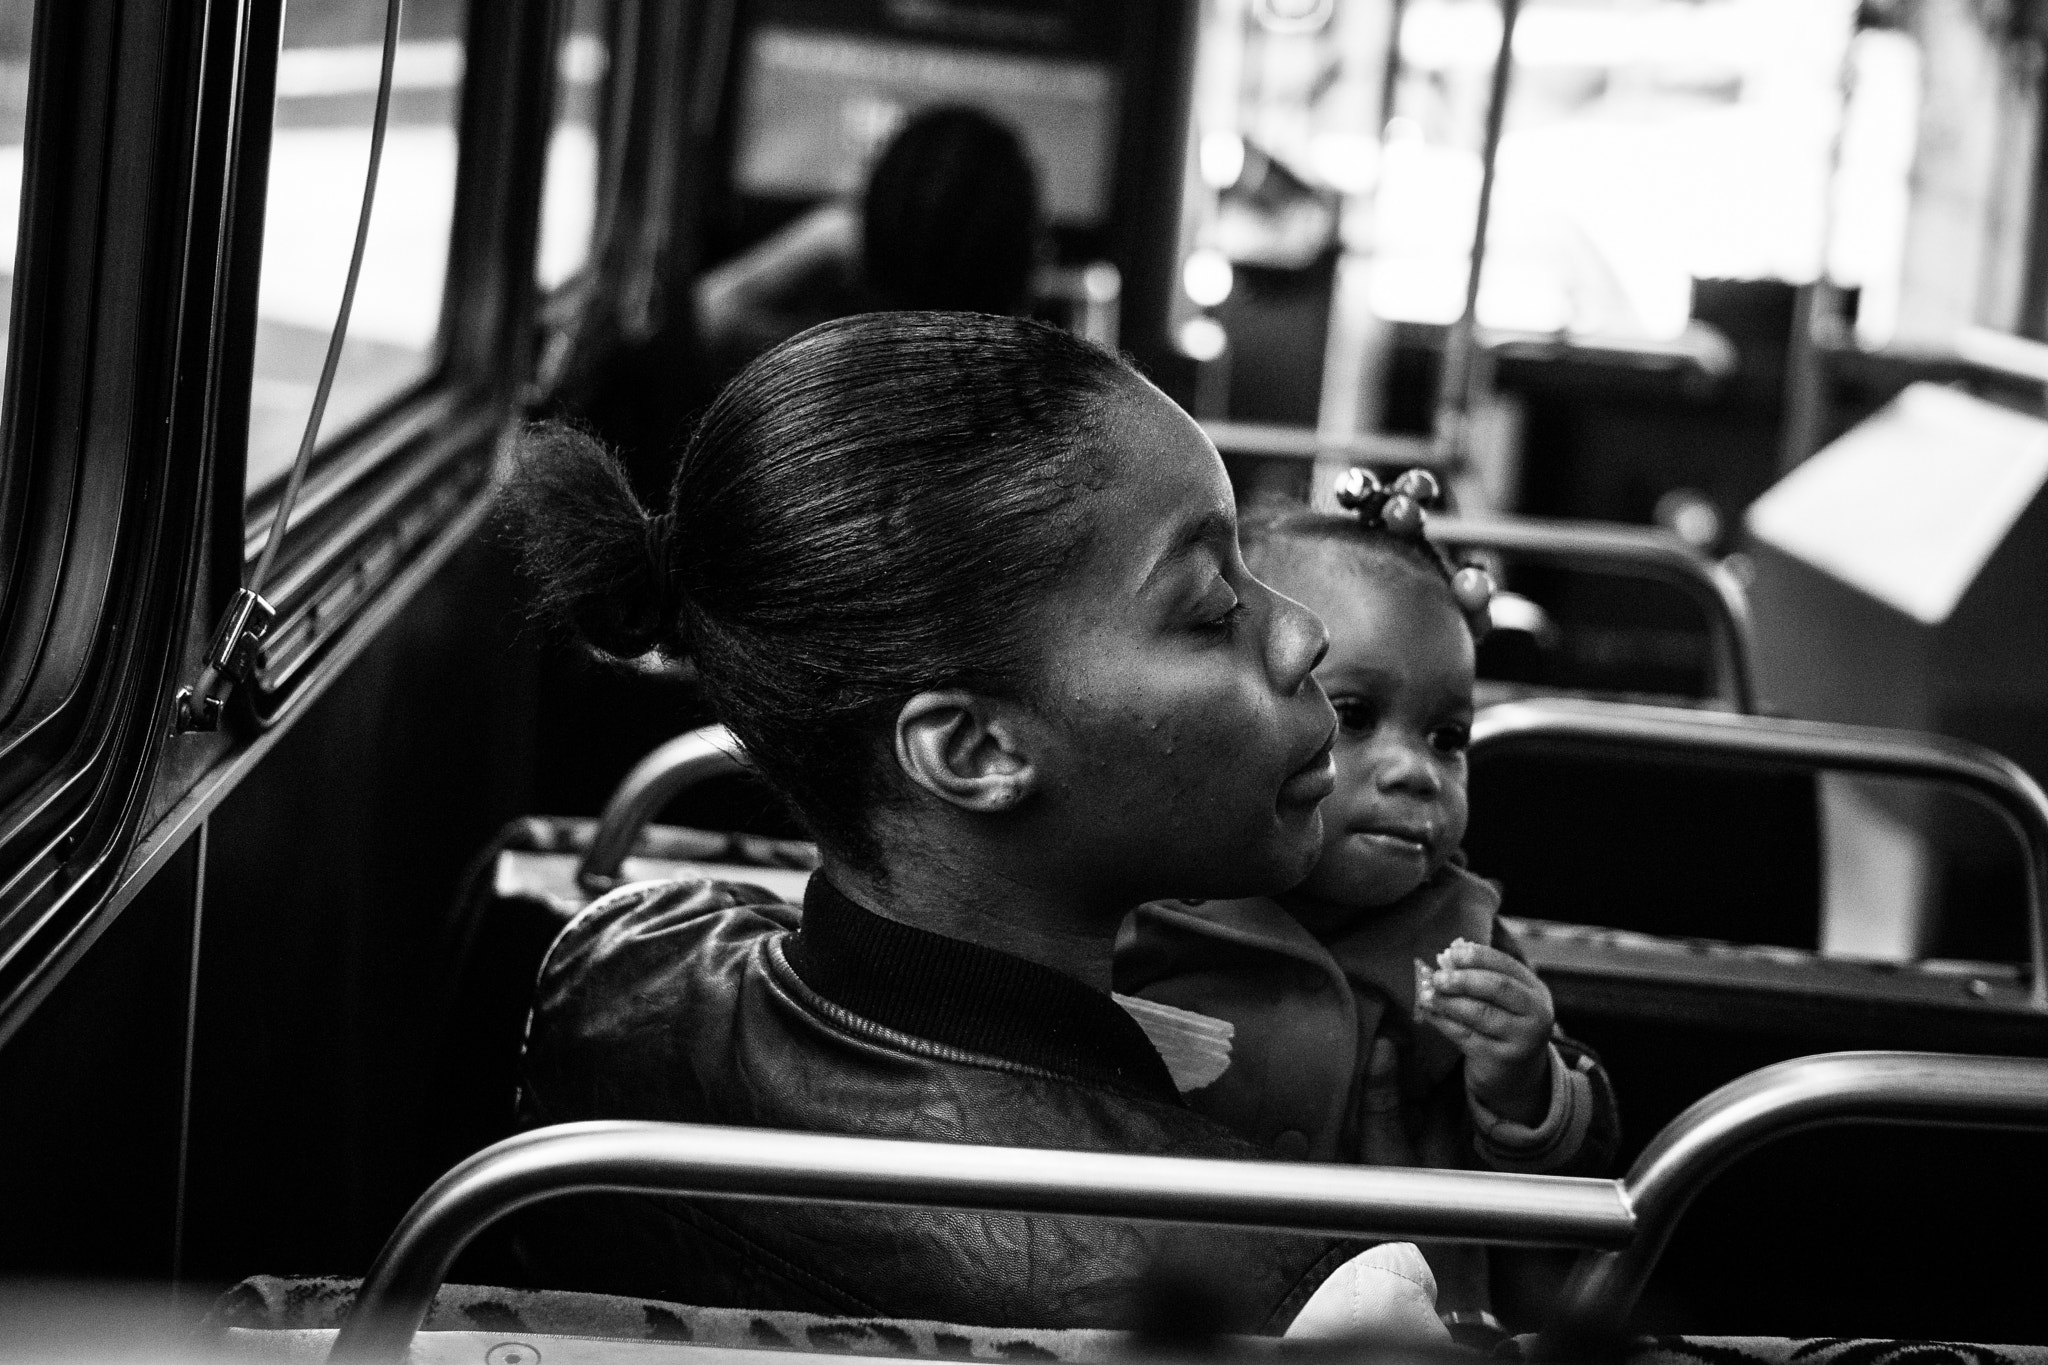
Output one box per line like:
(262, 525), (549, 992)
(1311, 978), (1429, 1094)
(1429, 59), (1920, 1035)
(1161, 808), (1325, 904)
(1246, 807), (1328, 897)
(1295, 856), (1427, 914)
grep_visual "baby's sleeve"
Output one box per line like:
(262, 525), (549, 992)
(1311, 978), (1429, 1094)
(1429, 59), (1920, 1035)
(1465, 919), (1622, 1176)
(1467, 1039), (1619, 1175)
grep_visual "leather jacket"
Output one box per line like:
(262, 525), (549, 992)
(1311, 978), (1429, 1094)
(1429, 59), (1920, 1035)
(513, 876), (1356, 1331)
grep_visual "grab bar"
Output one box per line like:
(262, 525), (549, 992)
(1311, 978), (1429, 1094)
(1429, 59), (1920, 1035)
(329, 1051), (2048, 1363)
(1551, 1050), (2048, 1344)
(1430, 515), (1755, 713)
(1201, 420), (1438, 468)
(1470, 698), (2048, 1009)
(329, 1123), (1629, 1362)
(577, 724), (748, 895)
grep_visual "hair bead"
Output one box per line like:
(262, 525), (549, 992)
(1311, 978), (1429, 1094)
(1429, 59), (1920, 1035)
(1333, 466), (1382, 510)
(1336, 464), (1442, 540)
(1452, 564), (1496, 615)
(1391, 468), (1442, 506)
(1380, 493), (1424, 536)
(1244, 465), (1490, 645)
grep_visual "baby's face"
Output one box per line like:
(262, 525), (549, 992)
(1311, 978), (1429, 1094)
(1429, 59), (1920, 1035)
(1265, 546), (1476, 929)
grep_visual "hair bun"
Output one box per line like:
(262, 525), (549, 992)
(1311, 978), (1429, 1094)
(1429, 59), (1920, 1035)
(499, 421), (692, 665)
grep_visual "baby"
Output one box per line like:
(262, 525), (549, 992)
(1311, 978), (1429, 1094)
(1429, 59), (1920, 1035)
(1115, 469), (1619, 1317)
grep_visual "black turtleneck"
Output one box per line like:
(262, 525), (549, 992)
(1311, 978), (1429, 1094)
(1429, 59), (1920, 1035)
(783, 876), (1182, 1107)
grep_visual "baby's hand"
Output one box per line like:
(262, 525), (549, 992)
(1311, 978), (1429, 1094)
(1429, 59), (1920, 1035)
(1414, 939), (1555, 1126)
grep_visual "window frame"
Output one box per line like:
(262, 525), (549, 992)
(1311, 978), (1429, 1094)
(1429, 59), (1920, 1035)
(0, 0), (569, 1044)
(534, 0), (626, 304)
(226, 0), (564, 726)
(0, 0), (262, 1041)
(527, 0), (726, 406)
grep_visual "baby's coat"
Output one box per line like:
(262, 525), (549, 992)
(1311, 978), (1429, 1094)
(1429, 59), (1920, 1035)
(1114, 864), (1620, 1313)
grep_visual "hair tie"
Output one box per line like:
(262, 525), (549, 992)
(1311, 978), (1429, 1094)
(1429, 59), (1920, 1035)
(643, 510), (686, 651)
(645, 510), (677, 582)
(1336, 466), (1497, 629)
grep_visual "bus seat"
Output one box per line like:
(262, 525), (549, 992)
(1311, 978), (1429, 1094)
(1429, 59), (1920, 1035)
(225, 1055), (2048, 1362)
(1466, 699), (2048, 1339)
(207, 1274), (1136, 1362)
(206, 1274), (2048, 1365)
(1431, 513), (1757, 713)
(1469, 695), (2045, 981)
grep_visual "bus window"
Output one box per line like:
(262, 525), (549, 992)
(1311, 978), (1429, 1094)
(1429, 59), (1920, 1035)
(0, 1), (30, 384)
(537, 0), (610, 292)
(1182, 0), (1883, 347)
(1368, 0), (1866, 340)
(245, 0), (470, 500)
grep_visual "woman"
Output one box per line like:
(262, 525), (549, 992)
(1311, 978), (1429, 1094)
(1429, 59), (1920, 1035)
(502, 312), (1348, 1330)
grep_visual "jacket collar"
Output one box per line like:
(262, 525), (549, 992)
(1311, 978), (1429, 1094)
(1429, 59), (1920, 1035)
(785, 876), (1184, 1107)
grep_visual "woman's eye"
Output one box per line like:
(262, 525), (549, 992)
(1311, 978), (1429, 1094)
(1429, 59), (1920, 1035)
(1430, 722), (1472, 754)
(1197, 597), (1249, 635)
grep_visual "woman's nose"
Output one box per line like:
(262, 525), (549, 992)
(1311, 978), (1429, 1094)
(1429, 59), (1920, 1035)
(1265, 589), (1329, 695)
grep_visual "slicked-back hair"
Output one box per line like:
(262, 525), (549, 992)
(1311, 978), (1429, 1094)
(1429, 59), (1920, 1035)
(501, 311), (1138, 867)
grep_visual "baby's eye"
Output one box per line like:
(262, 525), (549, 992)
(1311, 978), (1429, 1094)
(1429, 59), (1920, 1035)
(1430, 722), (1472, 754)
(1332, 697), (1376, 733)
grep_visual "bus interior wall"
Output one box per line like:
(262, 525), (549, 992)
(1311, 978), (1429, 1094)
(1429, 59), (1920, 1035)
(0, 540), (542, 1292)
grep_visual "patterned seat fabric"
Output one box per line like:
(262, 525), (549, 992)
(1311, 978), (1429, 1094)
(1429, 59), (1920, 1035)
(209, 1277), (2048, 1365)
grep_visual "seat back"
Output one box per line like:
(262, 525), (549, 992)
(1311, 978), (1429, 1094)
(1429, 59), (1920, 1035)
(332, 1055), (2048, 1362)
(1465, 699), (2048, 1338)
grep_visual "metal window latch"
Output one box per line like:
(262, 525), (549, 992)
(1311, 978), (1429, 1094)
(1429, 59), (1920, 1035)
(174, 587), (275, 733)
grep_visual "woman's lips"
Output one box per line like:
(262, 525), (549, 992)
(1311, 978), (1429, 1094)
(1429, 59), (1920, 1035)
(1277, 732), (1337, 807)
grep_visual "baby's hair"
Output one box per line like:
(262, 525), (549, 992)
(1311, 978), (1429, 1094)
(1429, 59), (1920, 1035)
(501, 311), (1138, 869)
(1239, 495), (1490, 640)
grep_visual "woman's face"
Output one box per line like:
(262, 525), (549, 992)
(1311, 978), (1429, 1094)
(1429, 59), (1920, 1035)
(1019, 380), (1337, 909)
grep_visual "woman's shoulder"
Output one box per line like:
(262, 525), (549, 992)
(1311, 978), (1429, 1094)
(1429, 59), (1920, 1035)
(560, 875), (799, 951)
(521, 877), (804, 1124)
(539, 878), (801, 1031)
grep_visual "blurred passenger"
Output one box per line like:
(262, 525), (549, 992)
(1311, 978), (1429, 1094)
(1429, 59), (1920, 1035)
(1117, 474), (1621, 1317)
(499, 312), (1404, 1331)
(694, 106), (1045, 376)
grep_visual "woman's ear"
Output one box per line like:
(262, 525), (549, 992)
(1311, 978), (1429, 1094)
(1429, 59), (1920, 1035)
(894, 691), (1038, 814)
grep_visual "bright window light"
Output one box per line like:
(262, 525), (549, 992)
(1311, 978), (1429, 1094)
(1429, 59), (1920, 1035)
(1183, 248), (1235, 308)
(1178, 315), (1228, 361)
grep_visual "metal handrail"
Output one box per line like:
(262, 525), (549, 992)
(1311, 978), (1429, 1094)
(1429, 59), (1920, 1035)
(1201, 420), (1439, 468)
(1430, 515), (1756, 713)
(576, 724), (748, 895)
(328, 1123), (1633, 1362)
(1550, 1051), (2048, 1345)
(1470, 697), (2048, 1009)
(328, 1052), (2048, 1363)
